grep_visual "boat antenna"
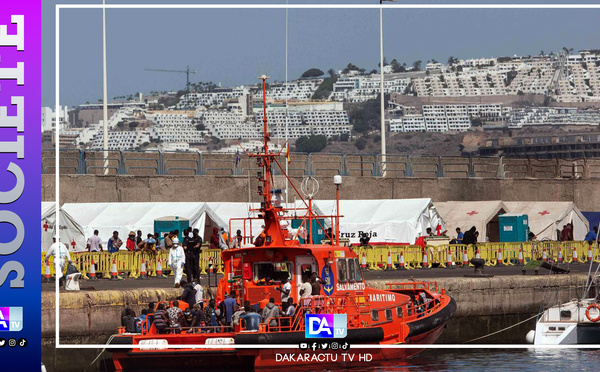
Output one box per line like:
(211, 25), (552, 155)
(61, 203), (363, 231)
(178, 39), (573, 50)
(248, 75), (286, 246)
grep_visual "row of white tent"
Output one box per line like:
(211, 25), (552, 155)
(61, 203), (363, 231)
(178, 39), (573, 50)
(435, 201), (589, 242)
(41, 199), (590, 252)
(41, 199), (443, 252)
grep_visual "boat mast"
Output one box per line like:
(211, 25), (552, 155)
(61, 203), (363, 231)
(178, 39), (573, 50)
(253, 75), (286, 246)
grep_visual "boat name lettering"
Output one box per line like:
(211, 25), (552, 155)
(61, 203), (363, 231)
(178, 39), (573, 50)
(369, 293), (396, 302)
(336, 282), (366, 291)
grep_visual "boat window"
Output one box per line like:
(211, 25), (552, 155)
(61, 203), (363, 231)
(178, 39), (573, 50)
(354, 258), (364, 282)
(396, 306), (403, 318)
(337, 259), (347, 283)
(347, 258), (356, 283)
(371, 310), (379, 321)
(385, 309), (393, 321)
(253, 262), (292, 283)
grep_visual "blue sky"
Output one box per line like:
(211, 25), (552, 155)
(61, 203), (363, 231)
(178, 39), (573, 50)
(43, 1), (600, 107)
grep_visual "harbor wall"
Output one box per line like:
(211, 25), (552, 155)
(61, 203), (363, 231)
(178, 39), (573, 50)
(43, 174), (600, 210)
(43, 274), (587, 343)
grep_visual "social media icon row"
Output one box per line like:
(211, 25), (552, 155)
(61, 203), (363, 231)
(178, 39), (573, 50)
(299, 341), (350, 351)
(0, 338), (26, 347)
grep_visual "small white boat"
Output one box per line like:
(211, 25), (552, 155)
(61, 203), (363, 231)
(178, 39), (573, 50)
(526, 296), (600, 345)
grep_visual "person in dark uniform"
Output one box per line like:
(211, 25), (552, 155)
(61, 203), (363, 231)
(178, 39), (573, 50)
(183, 228), (194, 281)
(189, 228), (203, 283)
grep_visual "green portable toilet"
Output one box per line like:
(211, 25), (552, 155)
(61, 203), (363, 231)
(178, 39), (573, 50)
(499, 213), (529, 242)
(154, 216), (190, 244)
(291, 218), (326, 244)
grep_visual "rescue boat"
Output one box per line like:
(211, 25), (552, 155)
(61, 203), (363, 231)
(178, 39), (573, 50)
(108, 76), (456, 371)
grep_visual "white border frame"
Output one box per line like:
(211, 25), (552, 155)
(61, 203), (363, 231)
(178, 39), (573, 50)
(55, 3), (600, 350)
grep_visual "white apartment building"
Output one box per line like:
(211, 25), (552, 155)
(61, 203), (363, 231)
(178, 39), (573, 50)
(177, 87), (249, 108)
(148, 126), (206, 144)
(203, 110), (259, 139)
(146, 110), (198, 126)
(391, 104), (476, 133)
(255, 109), (308, 138)
(332, 75), (410, 101)
(390, 116), (427, 132)
(254, 108), (350, 138)
(566, 52), (600, 66)
(91, 130), (151, 150)
(145, 110), (206, 143)
(253, 79), (323, 101)
(42, 106), (69, 132)
(302, 110), (351, 137)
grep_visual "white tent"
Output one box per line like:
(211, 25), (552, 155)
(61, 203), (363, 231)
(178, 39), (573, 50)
(41, 202), (56, 251)
(205, 202), (264, 241)
(504, 202), (589, 241)
(59, 202), (226, 252)
(307, 198), (445, 245)
(435, 201), (508, 242)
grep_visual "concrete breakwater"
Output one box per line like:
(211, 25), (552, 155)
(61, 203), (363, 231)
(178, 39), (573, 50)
(42, 274), (588, 343)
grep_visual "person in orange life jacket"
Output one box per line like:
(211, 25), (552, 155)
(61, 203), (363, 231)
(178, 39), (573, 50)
(126, 231), (137, 251)
(219, 228), (229, 249)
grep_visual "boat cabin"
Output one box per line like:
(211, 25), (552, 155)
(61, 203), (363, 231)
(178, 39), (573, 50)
(218, 244), (365, 307)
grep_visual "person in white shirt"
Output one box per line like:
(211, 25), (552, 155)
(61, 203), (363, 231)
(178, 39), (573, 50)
(45, 237), (71, 282)
(299, 275), (313, 310)
(194, 282), (204, 305)
(276, 277), (292, 312)
(168, 238), (185, 288)
(285, 298), (295, 318)
(86, 230), (103, 252)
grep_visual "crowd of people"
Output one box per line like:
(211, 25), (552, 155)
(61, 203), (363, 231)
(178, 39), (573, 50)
(119, 270), (325, 335)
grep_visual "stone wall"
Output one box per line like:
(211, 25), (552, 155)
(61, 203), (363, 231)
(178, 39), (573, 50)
(43, 174), (600, 210)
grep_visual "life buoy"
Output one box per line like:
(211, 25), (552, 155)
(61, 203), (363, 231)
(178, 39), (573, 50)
(585, 303), (600, 322)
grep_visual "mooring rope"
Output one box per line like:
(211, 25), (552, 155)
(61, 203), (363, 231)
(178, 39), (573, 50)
(462, 312), (543, 344)
(83, 334), (117, 372)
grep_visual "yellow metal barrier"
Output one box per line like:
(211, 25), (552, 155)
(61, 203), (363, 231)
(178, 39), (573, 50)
(43, 241), (599, 277)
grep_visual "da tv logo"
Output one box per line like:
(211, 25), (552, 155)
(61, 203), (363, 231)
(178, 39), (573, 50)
(305, 314), (347, 338)
(0, 307), (23, 331)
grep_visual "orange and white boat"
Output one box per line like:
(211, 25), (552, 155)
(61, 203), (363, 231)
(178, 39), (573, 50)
(108, 76), (456, 371)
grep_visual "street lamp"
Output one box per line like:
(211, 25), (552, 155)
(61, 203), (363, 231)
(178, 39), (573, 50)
(379, 0), (395, 177)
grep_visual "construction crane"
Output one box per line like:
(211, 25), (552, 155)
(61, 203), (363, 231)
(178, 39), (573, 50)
(144, 65), (198, 96)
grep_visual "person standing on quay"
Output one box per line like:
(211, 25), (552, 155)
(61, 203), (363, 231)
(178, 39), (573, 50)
(168, 238), (185, 288)
(86, 230), (103, 252)
(107, 231), (123, 253)
(190, 228), (203, 283)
